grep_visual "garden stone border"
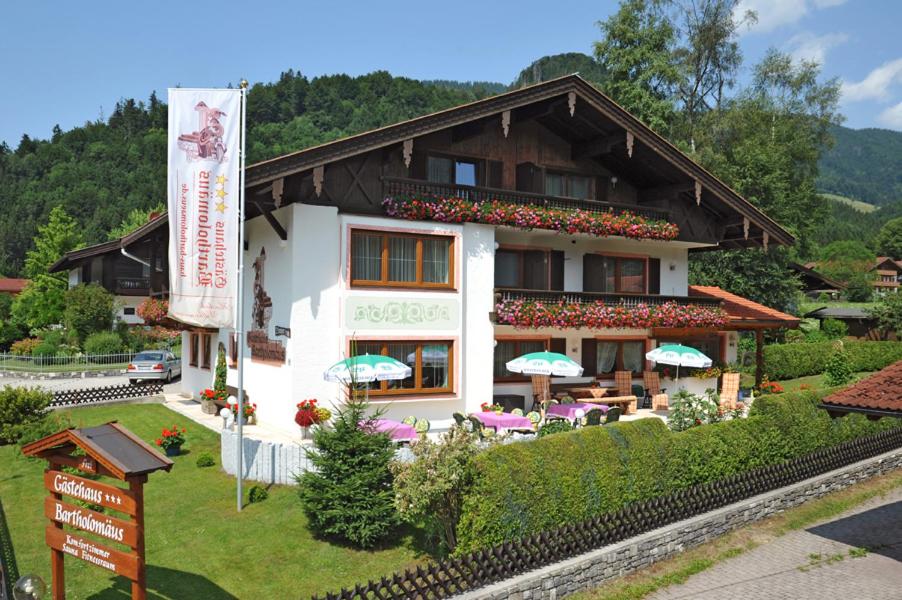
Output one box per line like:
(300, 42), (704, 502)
(454, 448), (902, 600)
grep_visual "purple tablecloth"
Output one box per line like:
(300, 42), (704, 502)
(472, 411), (533, 431)
(547, 403), (608, 420)
(362, 419), (417, 441)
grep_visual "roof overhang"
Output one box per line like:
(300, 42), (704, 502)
(819, 403), (902, 420)
(50, 214), (168, 274)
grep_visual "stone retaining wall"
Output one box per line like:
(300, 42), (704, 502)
(455, 448), (902, 600)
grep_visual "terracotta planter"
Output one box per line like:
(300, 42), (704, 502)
(201, 399), (218, 415)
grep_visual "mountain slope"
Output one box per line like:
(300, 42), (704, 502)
(817, 125), (902, 206)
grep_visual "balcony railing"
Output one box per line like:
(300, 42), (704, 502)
(115, 277), (150, 293)
(382, 177), (670, 222)
(494, 288), (723, 310)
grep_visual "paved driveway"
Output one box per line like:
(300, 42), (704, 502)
(649, 485), (902, 600)
(0, 373), (183, 395)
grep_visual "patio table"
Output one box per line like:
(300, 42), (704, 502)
(566, 387), (611, 400)
(547, 403), (608, 421)
(472, 411), (533, 432)
(361, 419), (417, 441)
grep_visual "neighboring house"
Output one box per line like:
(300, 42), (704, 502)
(0, 278), (29, 296)
(803, 306), (888, 340)
(871, 256), (901, 295)
(49, 214), (168, 324)
(789, 262), (844, 299)
(174, 75), (799, 434)
(820, 360), (902, 419)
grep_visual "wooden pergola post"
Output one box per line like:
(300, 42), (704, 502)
(755, 329), (765, 388)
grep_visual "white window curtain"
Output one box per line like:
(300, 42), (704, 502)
(428, 156), (453, 184)
(421, 343), (449, 389)
(597, 342), (618, 374)
(388, 237), (416, 282)
(352, 233), (382, 280)
(422, 238), (450, 284)
(622, 341), (644, 373)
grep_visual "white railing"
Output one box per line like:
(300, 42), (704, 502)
(0, 351), (180, 373)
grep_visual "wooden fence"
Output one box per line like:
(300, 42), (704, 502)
(0, 500), (17, 600)
(312, 426), (902, 600)
(50, 383), (164, 408)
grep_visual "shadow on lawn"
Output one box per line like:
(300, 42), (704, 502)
(88, 565), (238, 600)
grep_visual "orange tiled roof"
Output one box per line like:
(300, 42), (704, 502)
(822, 360), (902, 415)
(0, 278), (29, 294)
(688, 285), (800, 328)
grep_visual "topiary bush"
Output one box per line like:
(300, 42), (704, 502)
(454, 389), (900, 554)
(823, 351), (854, 386)
(83, 331), (124, 355)
(0, 385), (53, 444)
(537, 419), (573, 437)
(248, 485), (269, 503)
(195, 452), (216, 468)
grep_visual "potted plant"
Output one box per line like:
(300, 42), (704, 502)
(200, 388), (226, 415)
(155, 424), (187, 457)
(229, 401), (257, 425)
(295, 399), (322, 439)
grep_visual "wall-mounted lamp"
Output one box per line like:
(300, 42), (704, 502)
(494, 242), (500, 250)
(610, 176), (618, 189)
(669, 262), (677, 271)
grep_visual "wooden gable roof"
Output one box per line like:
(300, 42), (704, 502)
(244, 74), (794, 249)
(21, 421), (173, 480)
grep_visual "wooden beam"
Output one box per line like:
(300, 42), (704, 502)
(638, 182), (695, 203)
(755, 329), (765, 388)
(251, 200), (287, 241)
(450, 119), (485, 143)
(571, 133), (624, 160)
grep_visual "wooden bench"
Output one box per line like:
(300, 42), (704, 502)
(216, 385), (250, 411)
(581, 395), (637, 415)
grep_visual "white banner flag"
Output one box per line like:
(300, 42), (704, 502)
(167, 88), (241, 328)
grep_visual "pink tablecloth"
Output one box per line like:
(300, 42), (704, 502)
(472, 411), (533, 431)
(546, 403), (608, 421)
(362, 419), (417, 441)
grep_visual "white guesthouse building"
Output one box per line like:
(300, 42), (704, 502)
(177, 75), (799, 435)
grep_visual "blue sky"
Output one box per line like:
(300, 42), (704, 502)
(1, 0), (900, 147)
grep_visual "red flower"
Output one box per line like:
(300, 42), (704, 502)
(155, 438), (162, 446)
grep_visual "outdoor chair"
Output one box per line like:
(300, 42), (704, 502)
(452, 412), (467, 427)
(643, 371), (669, 411)
(467, 415), (495, 440)
(584, 408), (604, 426)
(720, 372), (740, 410)
(600, 371), (636, 414)
(560, 395), (576, 404)
(532, 375), (551, 410)
(415, 418), (430, 435)
(511, 408), (524, 416)
(402, 415), (417, 426)
(604, 406), (622, 424)
(526, 411), (542, 429)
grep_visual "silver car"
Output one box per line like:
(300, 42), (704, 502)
(127, 350), (181, 384)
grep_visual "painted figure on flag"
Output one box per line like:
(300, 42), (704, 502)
(177, 102), (229, 163)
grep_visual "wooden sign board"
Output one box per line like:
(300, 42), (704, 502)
(44, 470), (137, 516)
(45, 526), (139, 581)
(44, 497), (139, 547)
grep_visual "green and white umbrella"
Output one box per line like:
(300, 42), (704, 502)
(645, 344), (712, 380)
(506, 351), (584, 377)
(323, 354), (412, 384)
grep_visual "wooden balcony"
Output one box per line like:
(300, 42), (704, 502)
(114, 277), (150, 296)
(382, 177), (670, 222)
(494, 288), (723, 310)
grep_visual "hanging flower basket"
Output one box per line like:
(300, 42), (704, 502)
(383, 195), (679, 241)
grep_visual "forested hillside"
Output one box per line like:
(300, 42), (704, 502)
(817, 125), (902, 206)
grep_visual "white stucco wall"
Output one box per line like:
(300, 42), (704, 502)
(116, 295), (145, 325)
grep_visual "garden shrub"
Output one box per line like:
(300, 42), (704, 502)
(33, 330), (64, 357)
(0, 385), (52, 444)
(17, 413), (72, 450)
(195, 452), (216, 468)
(823, 351), (854, 386)
(248, 485), (269, 503)
(10, 337), (40, 356)
(297, 392), (398, 548)
(764, 341), (902, 380)
(667, 389), (721, 431)
(83, 331), (123, 355)
(537, 419), (573, 437)
(821, 318), (848, 340)
(64, 283), (115, 343)
(454, 390), (900, 554)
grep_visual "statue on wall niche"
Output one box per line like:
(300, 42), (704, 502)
(252, 247), (272, 332)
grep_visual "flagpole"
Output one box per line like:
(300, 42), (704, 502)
(236, 79), (249, 512)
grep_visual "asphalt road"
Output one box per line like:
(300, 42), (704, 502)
(0, 372), (184, 394)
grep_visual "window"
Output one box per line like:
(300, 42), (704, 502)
(545, 171), (592, 199)
(427, 156), (479, 186)
(355, 340), (452, 396)
(493, 339), (547, 380)
(494, 248), (564, 290)
(123, 307), (136, 316)
(201, 334), (212, 370)
(350, 230), (453, 289)
(228, 333), (238, 368)
(583, 338), (646, 377)
(583, 255), (647, 294)
(189, 334), (199, 367)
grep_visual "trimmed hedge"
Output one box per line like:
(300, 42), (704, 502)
(454, 389), (900, 553)
(763, 341), (902, 380)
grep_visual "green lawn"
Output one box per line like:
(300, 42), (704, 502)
(0, 404), (428, 599)
(770, 371), (874, 393)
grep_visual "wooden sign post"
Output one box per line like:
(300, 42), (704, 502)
(22, 422), (172, 600)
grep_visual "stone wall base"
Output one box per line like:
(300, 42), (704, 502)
(456, 448), (902, 600)
(220, 430), (310, 485)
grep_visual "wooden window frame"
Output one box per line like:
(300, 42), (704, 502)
(494, 247), (551, 290)
(200, 333), (212, 370)
(189, 333), (199, 368)
(592, 338), (648, 380)
(426, 151), (486, 186)
(350, 229), (455, 290)
(493, 337), (550, 382)
(356, 340), (454, 397)
(585, 253), (649, 294)
(228, 333), (238, 369)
